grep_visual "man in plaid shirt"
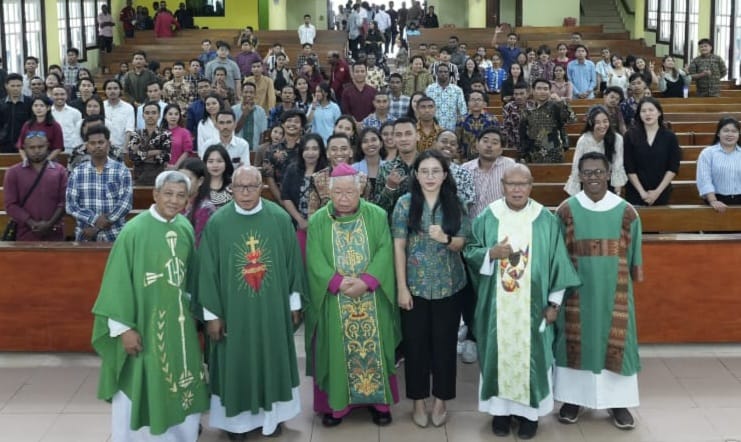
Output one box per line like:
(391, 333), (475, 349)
(66, 125), (133, 242)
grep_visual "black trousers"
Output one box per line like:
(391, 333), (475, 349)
(401, 292), (462, 400)
(100, 36), (113, 53)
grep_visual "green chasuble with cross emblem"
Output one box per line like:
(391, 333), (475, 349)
(92, 211), (209, 435)
(194, 200), (306, 417)
(464, 199), (581, 408)
(305, 199), (401, 411)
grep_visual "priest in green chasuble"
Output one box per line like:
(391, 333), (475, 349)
(464, 164), (581, 440)
(194, 166), (306, 441)
(554, 152), (643, 430)
(306, 163), (401, 428)
(92, 171), (209, 441)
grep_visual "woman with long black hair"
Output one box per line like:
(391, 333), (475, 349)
(392, 149), (470, 429)
(178, 157), (216, 246)
(565, 105), (627, 196)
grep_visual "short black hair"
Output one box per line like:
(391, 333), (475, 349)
(103, 78), (122, 89)
(393, 116), (417, 130)
(603, 86), (624, 100)
(84, 124), (111, 141)
(5, 73), (22, 84)
(698, 38), (712, 47)
(531, 78), (550, 89)
(389, 73), (403, 81)
(216, 40), (230, 50)
(477, 127), (503, 142)
(67, 48), (80, 56)
(216, 109), (236, 120)
(578, 151), (610, 171)
(281, 109), (307, 126)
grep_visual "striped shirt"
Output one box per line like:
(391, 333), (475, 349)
(696, 144), (741, 196)
(65, 159), (133, 242)
(461, 155), (517, 218)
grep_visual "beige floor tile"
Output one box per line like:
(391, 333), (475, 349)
(663, 357), (734, 379)
(39, 413), (110, 442)
(702, 408), (741, 440)
(0, 368), (33, 409)
(62, 370), (110, 414)
(309, 410), (379, 442)
(0, 413), (58, 441)
(679, 377), (741, 408)
(379, 414), (447, 442)
(527, 413), (587, 442)
(443, 411), (516, 442)
(637, 408), (719, 442)
(2, 367), (88, 414)
(720, 357), (741, 378)
(576, 408), (655, 442)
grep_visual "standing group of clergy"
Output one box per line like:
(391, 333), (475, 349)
(91, 146), (642, 440)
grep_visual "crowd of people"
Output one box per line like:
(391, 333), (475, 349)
(1, 10), (740, 441)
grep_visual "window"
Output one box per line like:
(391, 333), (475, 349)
(1, 0), (45, 75)
(646, 0), (659, 30)
(688, 0), (699, 59)
(57, 0), (104, 62)
(658, 0), (672, 43)
(672, 0), (688, 55)
(712, 0), (733, 80)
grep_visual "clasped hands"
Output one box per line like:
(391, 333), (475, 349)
(340, 276), (369, 298)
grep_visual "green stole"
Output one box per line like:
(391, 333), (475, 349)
(331, 211), (387, 404)
(490, 199), (538, 405)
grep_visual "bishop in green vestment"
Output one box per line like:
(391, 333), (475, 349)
(194, 166), (306, 438)
(92, 171), (209, 441)
(553, 152), (642, 430)
(305, 164), (401, 427)
(463, 165), (581, 439)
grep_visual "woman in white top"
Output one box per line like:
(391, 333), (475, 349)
(565, 105), (628, 196)
(196, 94), (224, 157)
(605, 54), (631, 97)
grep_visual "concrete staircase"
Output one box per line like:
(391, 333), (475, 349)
(580, 0), (626, 34)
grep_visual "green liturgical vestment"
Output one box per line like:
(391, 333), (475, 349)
(92, 211), (209, 435)
(464, 199), (581, 408)
(305, 200), (401, 411)
(555, 194), (642, 376)
(195, 200), (306, 416)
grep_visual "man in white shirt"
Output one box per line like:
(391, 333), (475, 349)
(135, 81), (167, 129)
(50, 86), (83, 152)
(102, 79), (135, 149)
(298, 14), (317, 45)
(201, 109), (250, 166)
(374, 5), (392, 55)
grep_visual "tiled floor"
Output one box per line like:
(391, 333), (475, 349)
(1, 344), (740, 442)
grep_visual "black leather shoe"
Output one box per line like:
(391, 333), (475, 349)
(558, 403), (581, 424)
(491, 415), (512, 436)
(516, 416), (539, 440)
(322, 413), (343, 427)
(370, 407), (393, 426)
(226, 431), (247, 441)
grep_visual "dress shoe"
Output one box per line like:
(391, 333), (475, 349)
(226, 431), (247, 441)
(322, 413), (343, 427)
(431, 409), (448, 427)
(491, 415), (512, 436)
(516, 416), (539, 440)
(370, 407), (393, 426)
(609, 408), (636, 430)
(558, 403), (581, 424)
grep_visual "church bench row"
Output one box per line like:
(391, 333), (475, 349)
(0, 232), (738, 351)
(0, 179), (706, 220)
(0, 160), (703, 189)
(1, 204), (734, 245)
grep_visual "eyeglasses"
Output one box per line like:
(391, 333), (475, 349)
(502, 181), (532, 189)
(25, 131), (47, 139)
(417, 169), (445, 178)
(579, 169), (607, 178)
(231, 184), (262, 193)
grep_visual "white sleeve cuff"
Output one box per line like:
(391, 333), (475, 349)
(203, 307), (218, 321)
(548, 289), (565, 306)
(290, 292), (302, 311)
(108, 318), (131, 338)
(480, 255), (496, 276)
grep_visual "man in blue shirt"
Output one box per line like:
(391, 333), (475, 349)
(567, 45), (596, 99)
(186, 78), (211, 136)
(491, 27), (521, 72)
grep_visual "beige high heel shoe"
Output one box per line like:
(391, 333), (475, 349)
(431, 399), (447, 427)
(412, 400), (429, 428)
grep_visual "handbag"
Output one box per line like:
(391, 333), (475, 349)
(2, 161), (49, 241)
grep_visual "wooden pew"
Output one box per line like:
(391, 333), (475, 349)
(0, 211), (142, 240)
(637, 205), (741, 233)
(530, 180), (703, 206)
(527, 161), (696, 183)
